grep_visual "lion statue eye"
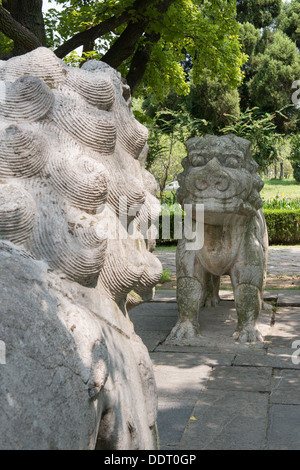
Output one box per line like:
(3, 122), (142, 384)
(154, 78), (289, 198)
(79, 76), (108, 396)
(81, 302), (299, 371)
(225, 157), (239, 168)
(191, 155), (206, 167)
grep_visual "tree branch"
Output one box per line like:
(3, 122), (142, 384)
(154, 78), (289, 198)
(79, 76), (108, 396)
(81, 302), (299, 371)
(54, 0), (156, 59)
(100, 18), (149, 69)
(54, 12), (129, 58)
(0, 4), (42, 52)
(126, 30), (161, 94)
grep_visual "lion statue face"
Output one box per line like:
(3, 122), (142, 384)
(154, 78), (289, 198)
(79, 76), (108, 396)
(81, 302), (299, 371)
(177, 134), (264, 225)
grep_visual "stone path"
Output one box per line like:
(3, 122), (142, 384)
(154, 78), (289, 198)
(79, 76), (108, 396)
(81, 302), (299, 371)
(130, 246), (300, 450)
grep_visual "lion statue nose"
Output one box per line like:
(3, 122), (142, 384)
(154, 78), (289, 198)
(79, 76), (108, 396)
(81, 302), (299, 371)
(196, 174), (229, 191)
(195, 158), (230, 192)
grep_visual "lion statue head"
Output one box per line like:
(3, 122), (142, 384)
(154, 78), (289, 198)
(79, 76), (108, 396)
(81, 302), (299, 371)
(177, 134), (264, 225)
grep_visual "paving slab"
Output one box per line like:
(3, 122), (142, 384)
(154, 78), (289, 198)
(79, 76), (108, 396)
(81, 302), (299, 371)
(151, 362), (211, 400)
(270, 369), (300, 405)
(265, 404), (300, 450)
(233, 351), (300, 369)
(275, 290), (300, 306)
(157, 398), (196, 448)
(206, 365), (273, 392)
(151, 351), (235, 367)
(129, 273), (300, 451)
(179, 390), (269, 450)
(265, 308), (300, 349)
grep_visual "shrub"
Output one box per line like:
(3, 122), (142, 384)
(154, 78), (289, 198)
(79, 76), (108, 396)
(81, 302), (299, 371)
(292, 162), (300, 183)
(262, 195), (300, 210)
(263, 209), (300, 244)
(160, 269), (172, 283)
(156, 209), (300, 246)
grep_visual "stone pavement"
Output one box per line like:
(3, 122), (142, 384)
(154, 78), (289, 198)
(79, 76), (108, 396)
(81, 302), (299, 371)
(130, 247), (300, 450)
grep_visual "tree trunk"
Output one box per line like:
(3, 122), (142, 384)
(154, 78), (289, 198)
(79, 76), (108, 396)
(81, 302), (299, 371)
(280, 162), (284, 180)
(160, 132), (174, 199)
(3, 0), (45, 55)
(101, 19), (149, 70)
(0, 4), (42, 56)
(126, 30), (160, 94)
(125, 0), (174, 94)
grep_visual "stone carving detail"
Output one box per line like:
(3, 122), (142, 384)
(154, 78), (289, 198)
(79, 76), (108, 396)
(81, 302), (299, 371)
(0, 48), (162, 450)
(166, 134), (268, 345)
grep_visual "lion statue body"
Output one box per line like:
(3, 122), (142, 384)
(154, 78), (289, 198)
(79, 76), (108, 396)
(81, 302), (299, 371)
(0, 48), (162, 450)
(166, 134), (268, 344)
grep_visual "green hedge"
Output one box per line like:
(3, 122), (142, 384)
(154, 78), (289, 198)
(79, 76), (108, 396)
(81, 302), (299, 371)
(157, 210), (300, 246)
(263, 209), (300, 245)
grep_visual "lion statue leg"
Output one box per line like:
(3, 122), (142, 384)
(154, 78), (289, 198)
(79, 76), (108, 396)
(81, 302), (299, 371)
(165, 238), (204, 345)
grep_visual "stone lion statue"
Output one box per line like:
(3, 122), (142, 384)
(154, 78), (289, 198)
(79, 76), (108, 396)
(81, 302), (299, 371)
(166, 134), (268, 345)
(0, 48), (162, 449)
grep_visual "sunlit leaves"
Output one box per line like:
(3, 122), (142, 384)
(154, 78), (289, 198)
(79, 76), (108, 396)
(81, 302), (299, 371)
(43, 0), (245, 98)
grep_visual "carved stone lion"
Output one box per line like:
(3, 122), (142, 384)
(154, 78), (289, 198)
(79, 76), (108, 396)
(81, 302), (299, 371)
(0, 48), (162, 449)
(166, 134), (268, 344)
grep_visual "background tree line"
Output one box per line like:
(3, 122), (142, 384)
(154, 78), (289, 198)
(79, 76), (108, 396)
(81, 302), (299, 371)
(0, 0), (299, 187)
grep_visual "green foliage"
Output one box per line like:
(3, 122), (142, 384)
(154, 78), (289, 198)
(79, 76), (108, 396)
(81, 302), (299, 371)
(159, 268), (172, 283)
(289, 135), (300, 182)
(143, 0), (246, 98)
(238, 16), (300, 133)
(44, 0), (116, 48)
(158, 207), (183, 246)
(237, 0), (282, 28)
(140, 105), (209, 194)
(292, 162), (300, 183)
(150, 107), (209, 143)
(157, 207), (300, 246)
(238, 21), (261, 58)
(183, 78), (240, 133)
(0, 31), (13, 53)
(263, 209), (300, 244)
(290, 134), (300, 164)
(262, 195), (300, 209)
(248, 30), (300, 115)
(61, 49), (102, 66)
(43, 0), (246, 99)
(220, 106), (286, 170)
(160, 191), (178, 206)
(276, 0), (300, 48)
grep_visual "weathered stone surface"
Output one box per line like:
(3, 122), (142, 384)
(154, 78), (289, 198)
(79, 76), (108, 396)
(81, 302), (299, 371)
(0, 48), (162, 450)
(166, 135), (268, 345)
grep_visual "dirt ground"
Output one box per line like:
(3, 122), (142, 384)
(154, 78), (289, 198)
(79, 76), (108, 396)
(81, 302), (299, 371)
(157, 274), (300, 291)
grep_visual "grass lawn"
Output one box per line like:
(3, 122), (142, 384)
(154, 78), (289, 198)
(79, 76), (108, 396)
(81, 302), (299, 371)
(261, 178), (300, 200)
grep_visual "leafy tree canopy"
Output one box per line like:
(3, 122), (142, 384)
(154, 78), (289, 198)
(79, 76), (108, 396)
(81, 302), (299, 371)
(0, 0), (246, 99)
(236, 0), (282, 28)
(247, 30), (300, 131)
(276, 0), (300, 48)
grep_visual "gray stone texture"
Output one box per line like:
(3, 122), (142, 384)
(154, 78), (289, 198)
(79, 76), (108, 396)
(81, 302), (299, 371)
(167, 134), (269, 345)
(0, 48), (162, 450)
